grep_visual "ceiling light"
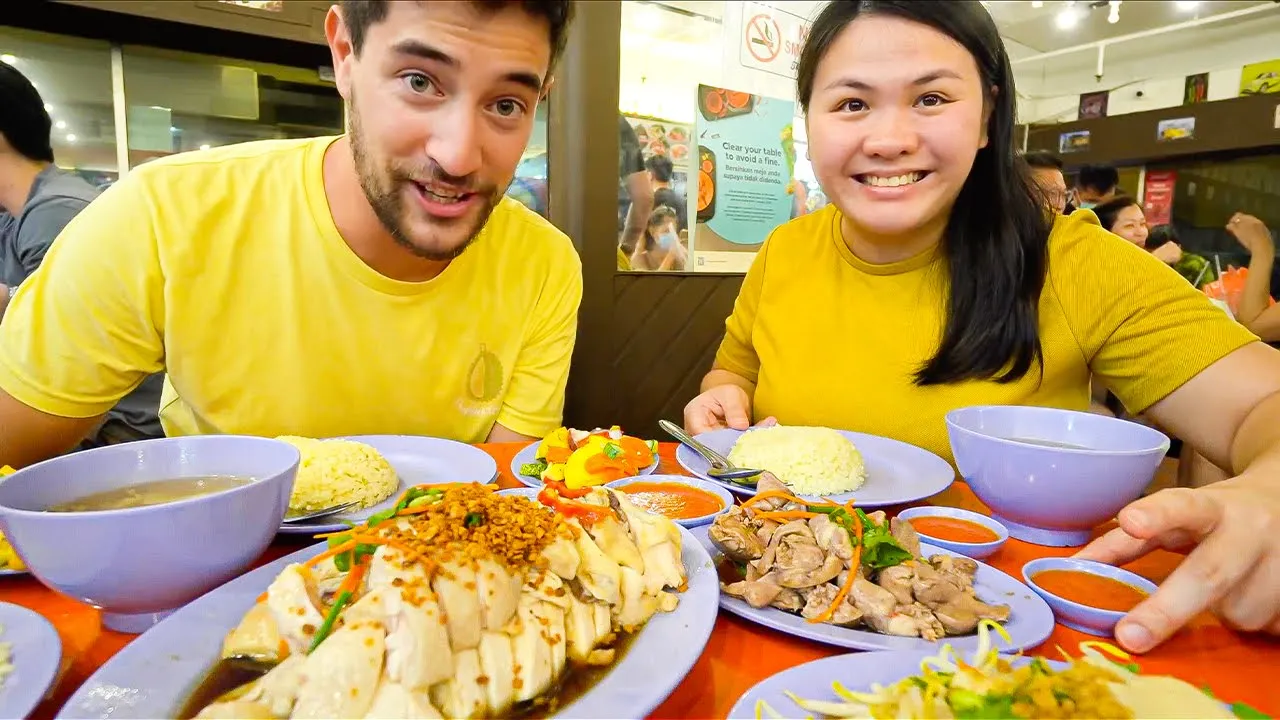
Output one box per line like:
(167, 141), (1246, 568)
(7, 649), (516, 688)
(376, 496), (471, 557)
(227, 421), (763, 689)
(1108, 0), (1121, 23)
(0, 54), (16, 65)
(44, 103), (52, 112)
(1174, 1), (1199, 10)
(1055, 7), (1080, 29)
(1031, 0), (1043, 7)
(199, 144), (211, 151)
(65, 134), (77, 143)
(54, 120), (66, 130)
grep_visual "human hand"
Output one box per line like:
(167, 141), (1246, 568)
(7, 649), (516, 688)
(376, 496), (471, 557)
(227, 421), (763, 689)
(1151, 242), (1183, 265)
(684, 385), (753, 434)
(1075, 476), (1280, 652)
(1226, 213), (1274, 256)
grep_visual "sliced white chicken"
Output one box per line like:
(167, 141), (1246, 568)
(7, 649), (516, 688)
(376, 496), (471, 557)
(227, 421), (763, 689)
(583, 514), (646, 573)
(433, 560), (483, 652)
(525, 568), (572, 610)
(476, 630), (517, 712)
(264, 564), (325, 655)
(364, 677), (443, 719)
(474, 557), (522, 630)
(571, 522), (622, 605)
(615, 565), (662, 632)
(194, 700), (276, 719)
(541, 536), (579, 581)
(614, 497), (685, 593)
(563, 593), (601, 663)
(430, 647), (488, 719)
(291, 622), (385, 719)
(230, 653), (307, 717)
(510, 600), (557, 704)
(222, 601), (285, 663)
(344, 585), (454, 690)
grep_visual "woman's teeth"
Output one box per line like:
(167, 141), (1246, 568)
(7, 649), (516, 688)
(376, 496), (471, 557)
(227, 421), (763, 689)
(860, 172), (925, 187)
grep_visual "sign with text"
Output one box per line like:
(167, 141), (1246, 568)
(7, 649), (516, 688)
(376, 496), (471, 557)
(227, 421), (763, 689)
(738, 2), (811, 80)
(692, 84), (797, 268)
(1143, 170), (1176, 227)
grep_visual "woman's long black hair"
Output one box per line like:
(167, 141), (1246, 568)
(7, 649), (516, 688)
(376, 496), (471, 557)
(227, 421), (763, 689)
(796, 0), (1052, 386)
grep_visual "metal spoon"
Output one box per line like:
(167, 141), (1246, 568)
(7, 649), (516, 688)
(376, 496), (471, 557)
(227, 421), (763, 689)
(658, 420), (764, 487)
(282, 501), (358, 524)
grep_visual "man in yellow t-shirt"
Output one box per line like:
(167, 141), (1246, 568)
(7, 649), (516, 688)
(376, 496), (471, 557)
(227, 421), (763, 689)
(0, 1), (580, 468)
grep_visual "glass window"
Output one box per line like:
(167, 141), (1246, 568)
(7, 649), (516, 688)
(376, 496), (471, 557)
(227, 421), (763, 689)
(0, 28), (119, 188)
(119, 45), (343, 167)
(505, 102), (549, 218)
(618, 1), (825, 273)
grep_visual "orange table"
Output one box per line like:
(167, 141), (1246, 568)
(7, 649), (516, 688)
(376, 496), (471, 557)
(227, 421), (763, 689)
(4, 442), (1278, 719)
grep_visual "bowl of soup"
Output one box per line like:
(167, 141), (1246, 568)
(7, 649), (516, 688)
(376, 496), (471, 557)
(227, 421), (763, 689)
(896, 506), (1008, 559)
(606, 474), (732, 527)
(1022, 557), (1156, 637)
(946, 406), (1169, 547)
(0, 435), (300, 633)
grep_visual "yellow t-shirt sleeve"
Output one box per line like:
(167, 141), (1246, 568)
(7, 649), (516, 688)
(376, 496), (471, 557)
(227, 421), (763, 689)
(714, 237), (771, 383)
(0, 176), (165, 418)
(494, 243), (583, 439)
(1047, 213), (1257, 414)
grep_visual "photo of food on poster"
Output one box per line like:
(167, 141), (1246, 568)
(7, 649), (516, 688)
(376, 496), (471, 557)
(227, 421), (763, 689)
(625, 115), (693, 164)
(691, 84), (797, 264)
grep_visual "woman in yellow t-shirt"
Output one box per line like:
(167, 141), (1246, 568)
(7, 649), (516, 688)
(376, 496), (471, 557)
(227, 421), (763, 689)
(684, 2), (1280, 654)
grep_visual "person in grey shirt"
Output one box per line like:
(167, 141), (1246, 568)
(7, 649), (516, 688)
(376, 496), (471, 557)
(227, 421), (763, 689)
(0, 61), (163, 447)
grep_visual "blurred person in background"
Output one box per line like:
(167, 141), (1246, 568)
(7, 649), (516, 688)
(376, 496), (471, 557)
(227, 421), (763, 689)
(0, 61), (164, 449)
(630, 205), (686, 271)
(1071, 163), (1119, 209)
(618, 117), (652, 269)
(645, 154), (687, 232)
(0, 0), (581, 468)
(1226, 212), (1280, 342)
(1022, 150), (1068, 214)
(1092, 196), (1185, 265)
(1147, 224), (1216, 289)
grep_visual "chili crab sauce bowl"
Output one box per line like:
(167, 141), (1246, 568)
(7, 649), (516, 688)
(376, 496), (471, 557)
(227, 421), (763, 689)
(946, 405), (1169, 547)
(0, 435), (300, 634)
(606, 474), (734, 528)
(895, 506), (1008, 559)
(1022, 557), (1157, 637)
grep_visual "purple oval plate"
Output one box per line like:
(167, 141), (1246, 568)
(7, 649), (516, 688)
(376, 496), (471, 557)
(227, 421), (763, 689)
(511, 440), (658, 488)
(727, 650), (1069, 719)
(0, 602), (62, 719)
(279, 435), (498, 535)
(57, 527), (719, 720)
(691, 524), (1054, 654)
(676, 427), (955, 506)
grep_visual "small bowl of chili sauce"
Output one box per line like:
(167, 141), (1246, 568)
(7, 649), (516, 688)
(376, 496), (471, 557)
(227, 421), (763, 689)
(1022, 557), (1157, 637)
(897, 506), (1009, 559)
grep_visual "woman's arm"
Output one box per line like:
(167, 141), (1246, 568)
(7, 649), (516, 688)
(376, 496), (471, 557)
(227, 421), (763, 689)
(1226, 213), (1275, 328)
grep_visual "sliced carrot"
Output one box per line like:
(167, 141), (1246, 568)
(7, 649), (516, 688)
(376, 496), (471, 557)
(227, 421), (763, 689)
(741, 489), (801, 509)
(305, 539), (357, 568)
(809, 502), (864, 624)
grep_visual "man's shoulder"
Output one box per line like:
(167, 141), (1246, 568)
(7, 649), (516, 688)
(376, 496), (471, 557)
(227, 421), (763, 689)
(485, 198), (579, 266)
(127, 137), (330, 190)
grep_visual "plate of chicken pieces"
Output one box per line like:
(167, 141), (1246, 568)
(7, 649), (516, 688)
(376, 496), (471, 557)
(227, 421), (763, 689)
(693, 476), (1055, 653)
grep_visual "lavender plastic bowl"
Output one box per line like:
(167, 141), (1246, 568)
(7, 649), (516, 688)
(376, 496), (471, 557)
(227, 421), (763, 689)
(946, 406), (1169, 547)
(895, 506), (1008, 559)
(0, 436), (300, 633)
(1022, 557), (1157, 637)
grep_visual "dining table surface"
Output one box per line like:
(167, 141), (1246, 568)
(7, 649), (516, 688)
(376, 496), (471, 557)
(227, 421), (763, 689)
(3, 441), (1278, 719)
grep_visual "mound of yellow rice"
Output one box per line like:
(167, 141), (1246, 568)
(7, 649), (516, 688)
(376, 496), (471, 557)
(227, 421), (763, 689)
(726, 425), (866, 495)
(275, 436), (399, 513)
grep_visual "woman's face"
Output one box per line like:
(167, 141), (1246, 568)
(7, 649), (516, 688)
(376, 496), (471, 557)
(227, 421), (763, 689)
(806, 14), (990, 241)
(1110, 204), (1149, 247)
(649, 219), (678, 249)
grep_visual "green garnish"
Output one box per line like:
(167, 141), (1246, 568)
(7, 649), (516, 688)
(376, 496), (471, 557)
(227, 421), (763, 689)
(1120, 662), (1140, 673)
(307, 589), (351, 653)
(367, 507), (397, 526)
(603, 442), (623, 459)
(806, 505), (913, 570)
(1231, 702), (1271, 719)
(520, 460), (549, 477)
(646, 439), (659, 454)
(464, 511), (485, 528)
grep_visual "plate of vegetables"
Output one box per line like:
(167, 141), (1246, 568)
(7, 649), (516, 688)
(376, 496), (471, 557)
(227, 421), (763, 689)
(512, 426), (659, 488)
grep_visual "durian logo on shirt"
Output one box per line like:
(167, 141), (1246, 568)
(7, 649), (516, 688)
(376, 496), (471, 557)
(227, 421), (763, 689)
(456, 344), (504, 417)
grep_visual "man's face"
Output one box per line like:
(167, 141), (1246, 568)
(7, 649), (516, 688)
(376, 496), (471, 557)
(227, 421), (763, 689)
(1074, 185), (1115, 208)
(1029, 167), (1067, 214)
(331, 2), (551, 261)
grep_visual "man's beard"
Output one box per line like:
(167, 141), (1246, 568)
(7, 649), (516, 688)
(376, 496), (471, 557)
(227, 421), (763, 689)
(348, 99), (501, 262)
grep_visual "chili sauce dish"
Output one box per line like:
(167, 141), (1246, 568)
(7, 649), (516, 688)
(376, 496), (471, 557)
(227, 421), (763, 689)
(606, 475), (733, 528)
(896, 506), (1009, 559)
(1022, 557), (1157, 637)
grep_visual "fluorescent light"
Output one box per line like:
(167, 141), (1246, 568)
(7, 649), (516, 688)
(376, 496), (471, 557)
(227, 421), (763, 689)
(54, 120), (66, 130)
(1031, 0), (1043, 7)
(0, 54), (16, 65)
(1055, 7), (1080, 29)
(65, 134), (77, 143)
(1175, 1), (1199, 10)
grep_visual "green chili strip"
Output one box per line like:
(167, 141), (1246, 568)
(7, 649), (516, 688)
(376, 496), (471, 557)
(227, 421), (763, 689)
(307, 590), (352, 653)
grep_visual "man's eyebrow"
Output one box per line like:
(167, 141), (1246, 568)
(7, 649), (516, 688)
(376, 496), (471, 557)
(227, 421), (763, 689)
(822, 69), (964, 92)
(389, 39), (543, 94)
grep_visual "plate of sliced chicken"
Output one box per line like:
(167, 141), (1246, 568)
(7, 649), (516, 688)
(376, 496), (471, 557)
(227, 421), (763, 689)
(56, 484), (721, 720)
(693, 477), (1054, 653)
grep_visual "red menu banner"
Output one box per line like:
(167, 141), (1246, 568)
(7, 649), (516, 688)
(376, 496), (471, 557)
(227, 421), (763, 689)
(1143, 170), (1177, 227)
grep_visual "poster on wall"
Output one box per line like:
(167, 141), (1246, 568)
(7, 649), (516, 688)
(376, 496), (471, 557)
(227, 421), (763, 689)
(1058, 130), (1090, 154)
(1142, 170), (1177, 227)
(1183, 73), (1209, 104)
(624, 115), (693, 165)
(1156, 117), (1195, 142)
(692, 84), (797, 272)
(1239, 59), (1280, 96)
(737, 1), (811, 80)
(1077, 91), (1108, 119)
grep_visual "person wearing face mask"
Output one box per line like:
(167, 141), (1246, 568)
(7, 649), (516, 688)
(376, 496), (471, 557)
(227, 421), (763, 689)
(630, 205), (687, 271)
(684, 0), (1280, 654)
(0, 0), (581, 468)
(1071, 164), (1119, 210)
